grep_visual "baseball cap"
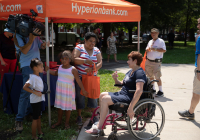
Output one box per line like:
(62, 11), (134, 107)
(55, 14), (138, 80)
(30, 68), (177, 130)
(151, 28), (159, 33)
(4, 28), (14, 33)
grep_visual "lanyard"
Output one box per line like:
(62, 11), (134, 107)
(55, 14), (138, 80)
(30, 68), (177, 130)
(151, 38), (158, 47)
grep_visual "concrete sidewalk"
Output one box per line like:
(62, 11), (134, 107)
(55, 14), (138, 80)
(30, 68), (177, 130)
(77, 62), (200, 140)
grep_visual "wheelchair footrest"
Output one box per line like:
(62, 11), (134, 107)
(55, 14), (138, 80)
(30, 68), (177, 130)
(84, 117), (99, 130)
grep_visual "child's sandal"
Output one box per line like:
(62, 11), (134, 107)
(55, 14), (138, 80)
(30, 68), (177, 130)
(51, 123), (61, 129)
(38, 133), (44, 137)
(64, 125), (70, 130)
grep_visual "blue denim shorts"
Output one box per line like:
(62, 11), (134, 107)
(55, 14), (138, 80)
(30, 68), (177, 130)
(75, 78), (97, 109)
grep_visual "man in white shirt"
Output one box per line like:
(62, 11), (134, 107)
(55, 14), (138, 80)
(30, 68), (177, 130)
(145, 28), (166, 97)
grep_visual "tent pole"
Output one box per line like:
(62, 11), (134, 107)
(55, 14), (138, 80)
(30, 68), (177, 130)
(138, 21), (140, 52)
(51, 22), (54, 61)
(45, 17), (51, 127)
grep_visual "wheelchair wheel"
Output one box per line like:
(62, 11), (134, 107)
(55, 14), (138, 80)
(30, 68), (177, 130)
(127, 99), (165, 140)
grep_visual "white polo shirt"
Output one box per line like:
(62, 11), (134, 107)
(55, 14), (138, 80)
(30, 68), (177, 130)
(146, 38), (166, 60)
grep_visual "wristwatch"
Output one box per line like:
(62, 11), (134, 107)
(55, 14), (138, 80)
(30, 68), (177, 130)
(196, 70), (200, 73)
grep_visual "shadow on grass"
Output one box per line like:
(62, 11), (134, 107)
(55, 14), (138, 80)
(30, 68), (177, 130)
(0, 130), (18, 140)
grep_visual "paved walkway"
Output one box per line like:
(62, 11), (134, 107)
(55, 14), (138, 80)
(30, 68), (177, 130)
(77, 61), (200, 140)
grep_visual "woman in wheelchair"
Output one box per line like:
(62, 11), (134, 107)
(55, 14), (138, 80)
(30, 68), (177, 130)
(85, 51), (148, 135)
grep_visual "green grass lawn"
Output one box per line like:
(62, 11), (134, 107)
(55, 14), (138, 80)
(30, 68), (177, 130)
(41, 41), (196, 64)
(102, 41), (196, 64)
(0, 69), (125, 140)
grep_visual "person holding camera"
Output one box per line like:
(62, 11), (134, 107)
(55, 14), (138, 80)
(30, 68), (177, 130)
(14, 28), (49, 132)
(0, 28), (18, 86)
(145, 28), (166, 97)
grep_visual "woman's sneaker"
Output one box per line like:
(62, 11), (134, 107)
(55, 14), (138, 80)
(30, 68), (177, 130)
(155, 91), (164, 97)
(178, 110), (194, 120)
(84, 119), (93, 130)
(76, 116), (83, 126)
(84, 116), (99, 130)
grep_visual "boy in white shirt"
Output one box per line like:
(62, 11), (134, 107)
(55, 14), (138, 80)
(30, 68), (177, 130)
(23, 58), (45, 140)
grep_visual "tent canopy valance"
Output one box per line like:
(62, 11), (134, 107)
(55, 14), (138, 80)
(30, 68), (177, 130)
(0, 0), (140, 23)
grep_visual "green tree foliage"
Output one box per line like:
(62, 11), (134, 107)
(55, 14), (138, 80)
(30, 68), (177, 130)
(127, 0), (185, 31)
(176, 0), (200, 45)
(51, 0), (200, 47)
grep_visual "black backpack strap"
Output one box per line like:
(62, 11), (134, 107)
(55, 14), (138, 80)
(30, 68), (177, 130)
(42, 79), (48, 94)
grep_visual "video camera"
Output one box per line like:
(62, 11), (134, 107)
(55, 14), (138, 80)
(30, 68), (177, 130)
(5, 9), (45, 37)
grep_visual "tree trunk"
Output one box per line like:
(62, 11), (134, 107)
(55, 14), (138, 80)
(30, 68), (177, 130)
(54, 23), (59, 46)
(189, 29), (195, 41)
(184, 0), (191, 46)
(103, 23), (111, 48)
(110, 23), (114, 32)
(128, 28), (132, 44)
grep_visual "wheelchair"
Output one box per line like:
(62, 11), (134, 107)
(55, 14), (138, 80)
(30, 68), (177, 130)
(86, 79), (165, 140)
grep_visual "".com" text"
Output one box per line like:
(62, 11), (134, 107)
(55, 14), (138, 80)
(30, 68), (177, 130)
(0, 3), (21, 12)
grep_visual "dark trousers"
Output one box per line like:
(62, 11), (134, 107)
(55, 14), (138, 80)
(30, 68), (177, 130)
(169, 40), (174, 48)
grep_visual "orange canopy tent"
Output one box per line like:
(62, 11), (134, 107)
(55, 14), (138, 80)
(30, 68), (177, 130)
(0, 0), (141, 57)
(0, 0), (140, 23)
(0, 0), (141, 126)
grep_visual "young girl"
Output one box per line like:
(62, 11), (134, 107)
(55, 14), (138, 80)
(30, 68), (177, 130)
(50, 50), (88, 129)
(23, 58), (44, 140)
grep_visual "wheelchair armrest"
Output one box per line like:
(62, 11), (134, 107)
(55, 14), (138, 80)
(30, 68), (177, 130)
(114, 84), (123, 88)
(149, 80), (159, 85)
(129, 90), (136, 93)
(129, 90), (152, 94)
